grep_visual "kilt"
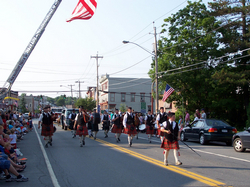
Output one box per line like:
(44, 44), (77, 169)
(160, 138), (179, 150)
(158, 128), (164, 136)
(76, 125), (88, 136)
(103, 124), (110, 131)
(41, 124), (54, 136)
(92, 122), (99, 131)
(124, 124), (137, 135)
(111, 124), (122, 133)
(146, 125), (154, 134)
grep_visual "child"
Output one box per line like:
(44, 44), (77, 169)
(28, 117), (33, 131)
(9, 129), (17, 149)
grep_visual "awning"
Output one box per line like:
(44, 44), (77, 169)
(4, 97), (19, 101)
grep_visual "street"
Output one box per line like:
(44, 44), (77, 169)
(1, 119), (250, 187)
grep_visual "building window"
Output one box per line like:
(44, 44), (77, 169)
(121, 93), (126, 102)
(131, 93), (135, 102)
(110, 93), (115, 102)
(140, 93), (145, 102)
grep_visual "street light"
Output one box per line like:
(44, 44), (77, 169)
(123, 34), (159, 114)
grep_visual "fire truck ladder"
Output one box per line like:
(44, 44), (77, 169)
(1, 0), (62, 96)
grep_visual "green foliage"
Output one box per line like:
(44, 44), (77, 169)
(119, 103), (127, 113)
(56, 98), (65, 106)
(19, 94), (28, 113)
(74, 97), (96, 111)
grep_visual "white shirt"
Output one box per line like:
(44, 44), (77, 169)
(101, 114), (110, 121)
(162, 120), (179, 130)
(156, 113), (165, 126)
(112, 113), (121, 120)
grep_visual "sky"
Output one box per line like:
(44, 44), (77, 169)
(0, 0), (209, 98)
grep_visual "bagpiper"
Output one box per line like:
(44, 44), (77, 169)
(73, 106), (89, 147)
(123, 107), (137, 147)
(145, 110), (154, 143)
(111, 109), (122, 143)
(69, 109), (77, 138)
(160, 112), (182, 166)
(101, 110), (110, 138)
(156, 107), (167, 143)
(38, 106), (55, 148)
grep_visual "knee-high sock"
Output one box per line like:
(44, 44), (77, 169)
(160, 136), (164, 143)
(82, 136), (85, 141)
(164, 150), (170, 162)
(79, 136), (82, 143)
(148, 134), (152, 140)
(117, 133), (121, 138)
(44, 136), (49, 144)
(104, 130), (107, 136)
(93, 131), (97, 138)
(115, 133), (118, 139)
(128, 135), (131, 144)
(173, 149), (179, 163)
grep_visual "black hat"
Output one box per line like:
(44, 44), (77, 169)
(72, 109), (75, 111)
(128, 107), (132, 110)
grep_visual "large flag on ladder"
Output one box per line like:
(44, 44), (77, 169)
(162, 84), (175, 102)
(67, 0), (97, 22)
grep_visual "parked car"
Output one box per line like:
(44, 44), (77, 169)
(61, 108), (79, 130)
(232, 127), (250, 152)
(180, 119), (237, 145)
(23, 113), (29, 119)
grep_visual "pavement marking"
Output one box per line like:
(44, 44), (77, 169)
(138, 136), (250, 163)
(34, 124), (61, 187)
(94, 138), (226, 187)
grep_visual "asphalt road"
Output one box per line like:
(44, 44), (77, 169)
(1, 119), (250, 187)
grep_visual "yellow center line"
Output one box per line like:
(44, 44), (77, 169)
(93, 138), (226, 187)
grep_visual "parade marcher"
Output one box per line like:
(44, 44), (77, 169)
(160, 112), (182, 166)
(88, 110), (93, 138)
(145, 110), (154, 143)
(69, 109), (77, 138)
(92, 109), (100, 140)
(156, 107), (167, 143)
(73, 106), (89, 147)
(48, 106), (56, 142)
(111, 109), (122, 143)
(102, 110), (110, 138)
(123, 107), (137, 147)
(38, 106), (55, 148)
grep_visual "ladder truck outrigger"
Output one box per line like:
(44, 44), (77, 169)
(0, 0), (62, 103)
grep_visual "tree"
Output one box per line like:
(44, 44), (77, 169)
(19, 93), (28, 113)
(56, 98), (65, 106)
(74, 97), (96, 111)
(208, 0), (250, 128)
(119, 103), (127, 113)
(149, 0), (222, 114)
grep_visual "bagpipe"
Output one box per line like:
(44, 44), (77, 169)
(82, 109), (90, 123)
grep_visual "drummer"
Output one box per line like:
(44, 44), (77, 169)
(156, 107), (167, 143)
(145, 110), (154, 143)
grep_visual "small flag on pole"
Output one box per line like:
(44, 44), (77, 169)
(14, 100), (18, 107)
(67, 0), (97, 22)
(162, 84), (175, 102)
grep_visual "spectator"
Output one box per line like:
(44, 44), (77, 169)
(28, 117), (33, 131)
(185, 110), (190, 125)
(9, 129), (17, 149)
(201, 108), (207, 119)
(194, 113), (199, 121)
(195, 109), (201, 119)
(178, 115), (183, 129)
(0, 151), (28, 182)
(19, 113), (24, 125)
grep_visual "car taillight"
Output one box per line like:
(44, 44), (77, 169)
(208, 128), (217, 132)
(232, 128), (237, 133)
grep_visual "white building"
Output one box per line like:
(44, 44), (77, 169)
(99, 74), (154, 113)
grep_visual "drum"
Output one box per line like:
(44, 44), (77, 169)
(139, 124), (146, 132)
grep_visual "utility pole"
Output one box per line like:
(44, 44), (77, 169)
(91, 52), (103, 112)
(68, 84), (75, 98)
(154, 26), (159, 115)
(75, 81), (84, 98)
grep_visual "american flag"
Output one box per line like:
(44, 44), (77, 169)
(67, 0), (97, 22)
(162, 84), (175, 102)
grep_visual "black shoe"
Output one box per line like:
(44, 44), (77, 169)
(105, 135), (108, 138)
(116, 139), (119, 143)
(45, 143), (48, 148)
(129, 142), (132, 147)
(149, 141), (151, 143)
(94, 137), (96, 140)
(118, 138), (121, 141)
(49, 142), (52, 146)
(83, 141), (85, 145)
(91, 134), (93, 137)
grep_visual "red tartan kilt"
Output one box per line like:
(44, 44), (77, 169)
(41, 124), (54, 136)
(76, 125), (88, 136)
(124, 124), (137, 135)
(146, 125), (154, 134)
(157, 128), (164, 136)
(161, 138), (179, 150)
(111, 124), (122, 133)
